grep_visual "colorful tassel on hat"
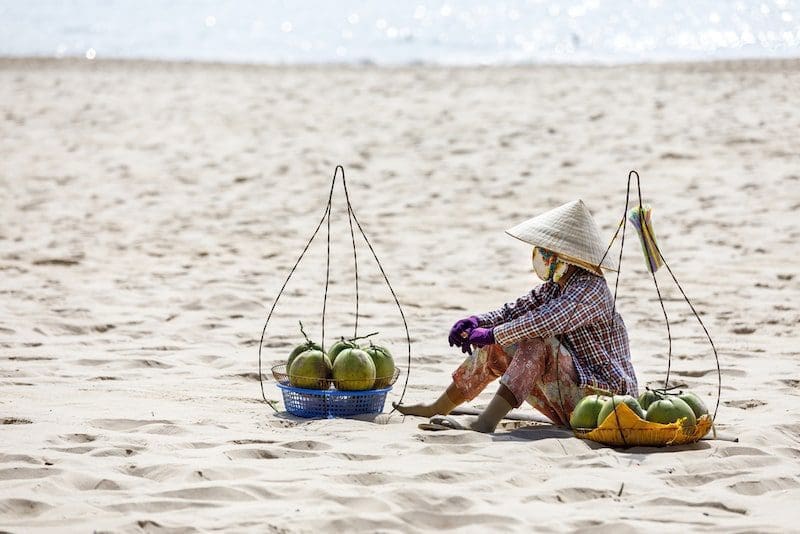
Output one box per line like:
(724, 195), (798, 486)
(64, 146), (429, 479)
(628, 204), (663, 273)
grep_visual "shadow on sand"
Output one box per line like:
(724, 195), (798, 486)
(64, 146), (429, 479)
(493, 422), (713, 453)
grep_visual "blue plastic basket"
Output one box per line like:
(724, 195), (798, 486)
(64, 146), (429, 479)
(276, 382), (392, 419)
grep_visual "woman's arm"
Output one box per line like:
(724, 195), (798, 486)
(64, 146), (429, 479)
(476, 284), (552, 327)
(492, 275), (611, 346)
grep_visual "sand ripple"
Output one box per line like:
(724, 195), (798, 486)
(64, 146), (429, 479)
(1, 58), (799, 531)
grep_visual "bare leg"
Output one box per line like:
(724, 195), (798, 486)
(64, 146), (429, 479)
(460, 338), (548, 432)
(393, 382), (465, 418)
(468, 383), (515, 433)
(397, 343), (511, 422)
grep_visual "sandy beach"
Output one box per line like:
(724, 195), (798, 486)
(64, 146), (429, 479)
(1, 58), (799, 532)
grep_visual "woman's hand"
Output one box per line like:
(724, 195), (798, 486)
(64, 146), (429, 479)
(467, 327), (495, 352)
(448, 316), (480, 353)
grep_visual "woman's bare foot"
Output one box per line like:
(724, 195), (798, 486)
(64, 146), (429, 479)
(421, 389), (513, 433)
(468, 418), (499, 433)
(392, 384), (465, 418)
(429, 415), (495, 433)
(392, 401), (440, 418)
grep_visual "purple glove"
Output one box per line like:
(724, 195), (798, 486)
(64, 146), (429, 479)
(448, 316), (480, 350)
(467, 327), (495, 354)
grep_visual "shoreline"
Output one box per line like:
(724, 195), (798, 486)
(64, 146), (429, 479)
(3, 54), (800, 72)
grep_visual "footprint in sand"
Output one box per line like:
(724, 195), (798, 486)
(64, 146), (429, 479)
(280, 440), (331, 451)
(329, 452), (382, 461)
(673, 368), (745, 378)
(75, 358), (109, 366)
(778, 378), (799, 389)
(0, 467), (60, 481)
(228, 439), (277, 445)
(89, 446), (141, 457)
(65, 473), (123, 491)
(31, 257), (81, 266)
(723, 399), (767, 409)
(156, 486), (258, 502)
(319, 493), (393, 513)
(49, 446), (96, 454)
(333, 472), (392, 486)
(123, 359), (173, 369)
(413, 432), (490, 445)
(774, 447), (800, 459)
(550, 487), (618, 503)
(58, 433), (97, 443)
(775, 423), (800, 438)
(121, 464), (183, 482)
(728, 477), (800, 496)
(230, 372), (261, 382)
(0, 498), (53, 518)
(224, 447), (316, 460)
(416, 469), (471, 483)
(178, 441), (220, 450)
(0, 454), (40, 464)
(667, 471), (741, 487)
(641, 496), (746, 516)
(90, 419), (175, 431)
(731, 326), (756, 335)
(714, 446), (770, 457)
(104, 502), (216, 515)
(1, 418), (32, 425)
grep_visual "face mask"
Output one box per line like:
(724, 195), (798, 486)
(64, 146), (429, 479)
(532, 247), (569, 283)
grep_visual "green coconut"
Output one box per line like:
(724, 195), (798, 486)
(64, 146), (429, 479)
(645, 397), (697, 426)
(597, 395), (646, 426)
(328, 338), (358, 364)
(332, 348), (376, 391)
(569, 394), (609, 429)
(288, 350), (331, 390)
(638, 388), (664, 411)
(287, 341), (322, 372)
(677, 392), (709, 419)
(364, 344), (395, 388)
(286, 321), (322, 371)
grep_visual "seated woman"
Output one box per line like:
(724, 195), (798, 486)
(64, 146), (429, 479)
(395, 200), (638, 432)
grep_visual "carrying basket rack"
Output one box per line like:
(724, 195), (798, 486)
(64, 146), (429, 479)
(257, 166), (412, 417)
(559, 170), (722, 447)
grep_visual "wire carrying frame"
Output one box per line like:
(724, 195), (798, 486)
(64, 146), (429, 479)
(555, 170), (721, 447)
(257, 166), (413, 413)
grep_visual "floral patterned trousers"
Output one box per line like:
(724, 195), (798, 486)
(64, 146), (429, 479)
(451, 337), (589, 427)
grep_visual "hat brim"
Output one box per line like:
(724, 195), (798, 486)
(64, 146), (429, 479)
(504, 199), (619, 272)
(505, 231), (618, 274)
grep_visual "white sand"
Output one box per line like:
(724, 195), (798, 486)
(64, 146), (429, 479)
(1, 58), (799, 532)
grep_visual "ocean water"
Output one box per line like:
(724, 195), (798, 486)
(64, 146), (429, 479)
(1, 0), (799, 64)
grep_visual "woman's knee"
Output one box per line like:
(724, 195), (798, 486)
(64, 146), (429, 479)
(511, 337), (549, 367)
(484, 343), (514, 377)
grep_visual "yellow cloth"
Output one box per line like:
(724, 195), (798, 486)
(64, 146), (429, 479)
(573, 401), (712, 447)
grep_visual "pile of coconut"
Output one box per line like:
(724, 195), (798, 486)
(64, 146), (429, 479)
(284, 324), (395, 391)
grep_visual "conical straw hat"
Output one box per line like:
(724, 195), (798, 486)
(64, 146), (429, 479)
(506, 199), (618, 273)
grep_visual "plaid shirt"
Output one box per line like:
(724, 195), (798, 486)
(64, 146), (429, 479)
(477, 270), (637, 395)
